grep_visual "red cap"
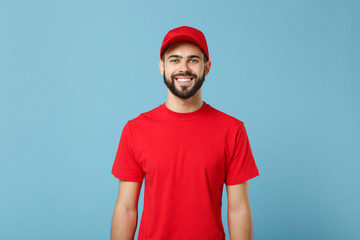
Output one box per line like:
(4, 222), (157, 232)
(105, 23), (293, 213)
(160, 26), (209, 60)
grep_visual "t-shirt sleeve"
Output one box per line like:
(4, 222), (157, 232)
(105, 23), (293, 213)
(111, 122), (144, 182)
(225, 122), (259, 185)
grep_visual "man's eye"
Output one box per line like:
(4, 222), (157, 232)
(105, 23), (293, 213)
(189, 59), (198, 63)
(170, 59), (179, 63)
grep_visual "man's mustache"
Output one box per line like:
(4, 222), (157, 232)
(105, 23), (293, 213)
(171, 72), (197, 79)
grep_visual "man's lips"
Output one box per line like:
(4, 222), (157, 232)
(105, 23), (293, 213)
(174, 77), (194, 85)
(172, 73), (196, 85)
(175, 77), (193, 82)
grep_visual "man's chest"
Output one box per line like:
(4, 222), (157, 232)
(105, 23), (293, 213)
(133, 123), (229, 184)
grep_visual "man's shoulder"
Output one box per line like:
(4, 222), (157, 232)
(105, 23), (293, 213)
(207, 103), (245, 128)
(126, 104), (163, 125)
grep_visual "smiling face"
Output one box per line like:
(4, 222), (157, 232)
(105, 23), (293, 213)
(159, 41), (211, 99)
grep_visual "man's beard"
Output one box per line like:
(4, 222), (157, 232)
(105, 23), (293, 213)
(163, 70), (206, 99)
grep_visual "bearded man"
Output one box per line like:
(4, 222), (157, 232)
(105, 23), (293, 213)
(111, 26), (259, 240)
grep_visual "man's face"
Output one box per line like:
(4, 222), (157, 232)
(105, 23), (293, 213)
(159, 41), (211, 99)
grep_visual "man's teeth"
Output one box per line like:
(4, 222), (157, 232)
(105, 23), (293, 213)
(177, 78), (191, 82)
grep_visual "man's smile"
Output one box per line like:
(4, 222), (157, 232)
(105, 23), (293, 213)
(175, 77), (194, 86)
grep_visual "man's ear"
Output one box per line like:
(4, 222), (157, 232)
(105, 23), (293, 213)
(159, 59), (164, 76)
(204, 60), (212, 76)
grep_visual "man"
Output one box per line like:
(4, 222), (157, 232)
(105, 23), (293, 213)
(111, 26), (259, 240)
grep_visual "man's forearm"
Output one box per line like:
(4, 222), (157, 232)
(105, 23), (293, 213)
(227, 206), (253, 240)
(111, 205), (138, 240)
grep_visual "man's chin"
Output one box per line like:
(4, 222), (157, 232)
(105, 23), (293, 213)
(171, 91), (192, 99)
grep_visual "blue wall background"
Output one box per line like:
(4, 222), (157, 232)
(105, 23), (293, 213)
(1, 0), (359, 239)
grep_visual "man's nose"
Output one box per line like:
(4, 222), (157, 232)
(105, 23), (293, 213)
(178, 60), (190, 72)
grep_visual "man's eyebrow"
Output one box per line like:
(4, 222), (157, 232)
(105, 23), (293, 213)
(167, 55), (201, 59)
(167, 55), (182, 59)
(187, 55), (201, 59)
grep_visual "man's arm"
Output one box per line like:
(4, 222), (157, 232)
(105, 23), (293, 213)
(111, 180), (143, 240)
(226, 181), (253, 240)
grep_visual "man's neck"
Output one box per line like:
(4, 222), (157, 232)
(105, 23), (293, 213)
(165, 90), (203, 113)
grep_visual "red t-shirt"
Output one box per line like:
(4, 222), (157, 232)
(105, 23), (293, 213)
(112, 102), (259, 240)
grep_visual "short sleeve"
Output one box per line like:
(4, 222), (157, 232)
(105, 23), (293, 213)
(111, 122), (144, 182)
(225, 123), (259, 185)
